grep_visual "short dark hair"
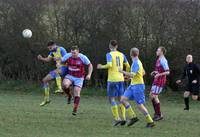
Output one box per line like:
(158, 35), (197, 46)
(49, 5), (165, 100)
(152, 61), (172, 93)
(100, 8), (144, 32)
(47, 41), (55, 46)
(110, 40), (118, 47)
(159, 46), (167, 55)
(71, 45), (79, 51)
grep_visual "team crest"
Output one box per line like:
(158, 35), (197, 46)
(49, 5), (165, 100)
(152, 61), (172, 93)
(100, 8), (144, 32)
(77, 61), (81, 65)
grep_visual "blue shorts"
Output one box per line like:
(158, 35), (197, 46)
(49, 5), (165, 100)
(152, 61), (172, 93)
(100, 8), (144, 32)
(65, 74), (84, 88)
(49, 66), (68, 79)
(123, 84), (145, 105)
(107, 82), (125, 97)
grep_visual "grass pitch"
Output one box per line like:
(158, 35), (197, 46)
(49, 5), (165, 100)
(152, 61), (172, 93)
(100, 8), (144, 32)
(0, 81), (200, 137)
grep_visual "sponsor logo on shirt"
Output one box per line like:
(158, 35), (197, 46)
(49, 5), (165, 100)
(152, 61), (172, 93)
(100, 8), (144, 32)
(68, 66), (80, 71)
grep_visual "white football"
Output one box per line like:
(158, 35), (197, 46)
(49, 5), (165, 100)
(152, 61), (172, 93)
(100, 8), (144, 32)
(22, 29), (32, 38)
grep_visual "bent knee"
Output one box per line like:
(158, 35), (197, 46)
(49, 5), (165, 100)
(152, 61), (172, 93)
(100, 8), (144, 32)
(184, 92), (190, 97)
(192, 96), (198, 100)
(62, 83), (70, 89)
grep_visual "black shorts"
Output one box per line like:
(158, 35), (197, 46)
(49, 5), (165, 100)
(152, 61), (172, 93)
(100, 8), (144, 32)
(186, 83), (199, 95)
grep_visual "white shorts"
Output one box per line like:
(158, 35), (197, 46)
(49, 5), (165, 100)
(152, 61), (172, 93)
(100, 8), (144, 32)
(151, 85), (163, 95)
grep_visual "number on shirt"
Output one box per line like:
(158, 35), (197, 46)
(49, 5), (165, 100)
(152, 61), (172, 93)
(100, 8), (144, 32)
(116, 56), (121, 67)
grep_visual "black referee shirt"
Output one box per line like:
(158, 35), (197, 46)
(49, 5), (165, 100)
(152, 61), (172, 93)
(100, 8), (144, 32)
(181, 63), (200, 84)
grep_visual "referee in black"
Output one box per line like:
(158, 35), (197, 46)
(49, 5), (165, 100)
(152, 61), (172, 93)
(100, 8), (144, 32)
(176, 54), (200, 110)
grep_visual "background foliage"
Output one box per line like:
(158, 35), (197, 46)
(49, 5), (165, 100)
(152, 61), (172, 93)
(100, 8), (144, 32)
(0, 0), (200, 89)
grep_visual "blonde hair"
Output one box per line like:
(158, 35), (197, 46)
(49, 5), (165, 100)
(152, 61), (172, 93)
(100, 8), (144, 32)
(130, 47), (139, 57)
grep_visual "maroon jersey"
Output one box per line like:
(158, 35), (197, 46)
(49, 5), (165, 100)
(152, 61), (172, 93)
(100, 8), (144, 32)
(61, 53), (91, 78)
(153, 56), (169, 87)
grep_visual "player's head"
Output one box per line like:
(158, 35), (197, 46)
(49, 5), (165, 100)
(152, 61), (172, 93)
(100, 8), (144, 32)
(186, 54), (193, 63)
(156, 47), (166, 56)
(109, 40), (118, 51)
(130, 47), (139, 58)
(71, 45), (79, 58)
(47, 41), (56, 51)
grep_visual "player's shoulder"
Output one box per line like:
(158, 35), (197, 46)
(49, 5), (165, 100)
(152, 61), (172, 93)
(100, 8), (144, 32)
(78, 53), (86, 57)
(106, 52), (111, 56)
(160, 56), (168, 63)
(110, 51), (124, 56)
(59, 46), (66, 50)
(78, 53), (89, 60)
(64, 53), (72, 58)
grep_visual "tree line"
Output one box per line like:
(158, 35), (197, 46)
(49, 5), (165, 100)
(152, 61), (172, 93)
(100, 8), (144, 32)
(0, 0), (200, 89)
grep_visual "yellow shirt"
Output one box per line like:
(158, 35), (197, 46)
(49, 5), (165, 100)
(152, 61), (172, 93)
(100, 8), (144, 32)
(101, 51), (130, 82)
(130, 57), (144, 85)
(48, 47), (67, 66)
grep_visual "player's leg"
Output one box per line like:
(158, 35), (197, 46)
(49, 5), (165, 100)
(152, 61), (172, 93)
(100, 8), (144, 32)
(62, 76), (73, 104)
(150, 85), (163, 121)
(184, 91), (190, 110)
(63, 86), (73, 104)
(40, 74), (52, 106)
(107, 82), (121, 126)
(137, 104), (155, 128)
(70, 76), (84, 115)
(135, 85), (155, 127)
(192, 95), (198, 100)
(184, 83), (192, 110)
(109, 97), (122, 126)
(52, 68), (63, 93)
(120, 86), (138, 127)
(191, 83), (200, 101)
(152, 95), (163, 121)
(150, 85), (157, 116)
(72, 86), (81, 115)
(118, 82), (126, 125)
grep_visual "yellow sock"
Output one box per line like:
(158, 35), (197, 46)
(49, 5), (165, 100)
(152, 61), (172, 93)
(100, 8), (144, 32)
(55, 76), (62, 90)
(119, 104), (126, 120)
(145, 114), (154, 123)
(111, 105), (120, 120)
(44, 87), (49, 101)
(126, 105), (136, 119)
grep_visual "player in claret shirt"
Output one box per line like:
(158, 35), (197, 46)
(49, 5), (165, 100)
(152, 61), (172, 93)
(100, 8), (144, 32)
(176, 55), (200, 110)
(150, 47), (170, 121)
(60, 46), (93, 115)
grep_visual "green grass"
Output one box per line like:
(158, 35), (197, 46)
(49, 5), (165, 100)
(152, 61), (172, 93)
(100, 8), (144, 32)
(0, 81), (200, 137)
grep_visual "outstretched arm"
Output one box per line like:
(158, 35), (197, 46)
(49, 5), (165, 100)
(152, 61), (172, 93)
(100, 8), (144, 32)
(119, 69), (135, 78)
(37, 55), (52, 62)
(97, 53), (112, 69)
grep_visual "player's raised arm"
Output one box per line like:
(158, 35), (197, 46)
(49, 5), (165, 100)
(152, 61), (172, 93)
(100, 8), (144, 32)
(97, 53), (112, 69)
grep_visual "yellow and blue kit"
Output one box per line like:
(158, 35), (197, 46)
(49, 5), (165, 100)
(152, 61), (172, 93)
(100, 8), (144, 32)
(101, 50), (130, 97)
(123, 57), (145, 104)
(48, 46), (68, 78)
